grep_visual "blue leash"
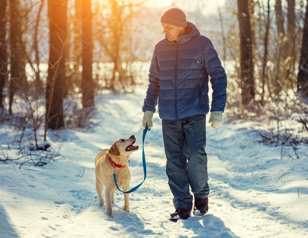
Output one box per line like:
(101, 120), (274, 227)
(113, 124), (149, 194)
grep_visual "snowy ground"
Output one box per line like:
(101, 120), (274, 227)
(0, 85), (308, 238)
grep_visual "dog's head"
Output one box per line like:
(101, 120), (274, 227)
(109, 135), (139, 156)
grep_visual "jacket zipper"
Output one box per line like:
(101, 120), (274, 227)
(175, 43), (178, 120)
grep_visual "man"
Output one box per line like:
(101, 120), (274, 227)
(142, 7), (227, 220)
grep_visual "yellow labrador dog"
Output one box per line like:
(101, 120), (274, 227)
(95, 135), (139, 218)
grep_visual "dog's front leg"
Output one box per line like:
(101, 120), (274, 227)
(123, 185), (130, 212)
(105, 188), (113, 218)
(96, 179), (104, 207)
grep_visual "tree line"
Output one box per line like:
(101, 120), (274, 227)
(0, 0), (307, 144)
(236, 0), (308, 109)
(0, 0), (146, 147)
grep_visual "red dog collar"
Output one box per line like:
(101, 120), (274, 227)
(109, 157), (125, 168)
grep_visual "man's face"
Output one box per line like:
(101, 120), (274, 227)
(162, 23), (184, 42)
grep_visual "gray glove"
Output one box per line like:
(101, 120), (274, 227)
(142, 111), (154, 128)
(209, 111), (223, 128)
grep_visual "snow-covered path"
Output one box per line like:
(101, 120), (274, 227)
(0, 86), (307, 238)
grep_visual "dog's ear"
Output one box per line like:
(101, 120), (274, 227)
(109, 142), (120, 156)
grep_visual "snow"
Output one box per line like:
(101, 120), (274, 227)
(37, 141), (51, 150)
(192, 210), (205, 217)
(0, 85), (308, 238)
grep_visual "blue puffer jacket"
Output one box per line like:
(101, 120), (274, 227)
(143, 22), (227, 121)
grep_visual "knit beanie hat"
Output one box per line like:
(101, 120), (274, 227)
(160, 7), (187, 28)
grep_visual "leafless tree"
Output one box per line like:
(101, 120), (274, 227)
(297, 0), (308, 100)
(287, 0), (296, 58)
(275, 0), (287, 58)
(81, 0), (94, 108)
(9, 0), (26, 113)
(0, 0), (7, 111)
(237, 0), (255, 107)
(33, 0), (45, 89)
(217, 4), (226, 66)
(45, 0), (68, 131)
(72, 0), (81, 88)
(261, 0), (271, 106)
(94, 0), (146, 92)
(248, 0), (256, 58)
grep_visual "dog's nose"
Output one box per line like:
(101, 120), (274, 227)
(129, 135), (136, 140)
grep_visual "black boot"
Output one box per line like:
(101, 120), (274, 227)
(193, 197), (208, 216)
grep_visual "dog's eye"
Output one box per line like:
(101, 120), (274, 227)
(120, 139), (125, 142)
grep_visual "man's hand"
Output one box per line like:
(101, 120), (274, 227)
(209, 111), (223, 128)
(142, 111), (154, 128)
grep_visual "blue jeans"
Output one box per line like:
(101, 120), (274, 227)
(162, 115), (209, 211)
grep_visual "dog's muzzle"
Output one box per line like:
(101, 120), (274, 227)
(125, 135), (139, 151)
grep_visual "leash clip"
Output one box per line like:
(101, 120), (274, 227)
(112, 164), (115, 174)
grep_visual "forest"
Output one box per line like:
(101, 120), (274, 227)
(0, 0), (307, 158)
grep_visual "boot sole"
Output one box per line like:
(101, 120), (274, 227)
(169, 214), (190, 222)
(193, 208), (208, 217)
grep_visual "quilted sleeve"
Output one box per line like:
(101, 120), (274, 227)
(202, 38), (227, 112)
(142, 48), (160, 112)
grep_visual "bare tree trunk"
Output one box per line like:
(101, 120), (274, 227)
(94, 0), (144, 91)
(0, 0), (7, 110)
(218, 4), (226, 66)
(81, 0), (94, 108)
(238, 0), (255, 106)
(297, 0), (308, 100)
(74, 0), (81, 81)
(287, 0), (296, 58)
(261, 0), (271, 106)
(275, 0), (287, 58)
(9, 0), (24, 114)
(110, 0), (119, 92)
(45, 0), (67, 130)
(248, 0), (256, 58)
(33, 0), (45, 90)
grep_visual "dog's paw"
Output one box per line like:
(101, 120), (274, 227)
(99, 198), (104, 207)
(123, 207), (130, 212)
(107, 212), (113, 218)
